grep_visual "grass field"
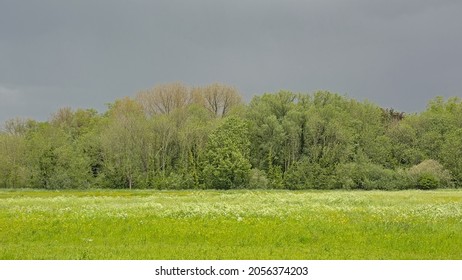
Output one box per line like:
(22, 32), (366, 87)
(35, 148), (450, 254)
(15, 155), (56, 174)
(0, 189), (461, 259)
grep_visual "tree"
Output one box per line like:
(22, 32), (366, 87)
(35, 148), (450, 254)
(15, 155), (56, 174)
(192, 83), (242, 118)
(0, 133), (28, 188)
(2, 117), (37, 136)
(150, 114), (177, 176)
(303, 108), (353, 168)
(50, 107), (101, 139)
(246, 91), (298, 174)
(4, 81), (462, 190)
(386, 122), (424, 167)
(23, 121), (94, 189)
(202, 116), (251, 189)
(101, 98), (151, 189)
(0, 118), (34, 188)
(176, 105), (214, 188)
(136, 82), (191, 116)
(441, 129), (462, 186)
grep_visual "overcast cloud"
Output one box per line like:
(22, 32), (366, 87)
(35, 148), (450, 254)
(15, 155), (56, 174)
(1, 0), (462, 123)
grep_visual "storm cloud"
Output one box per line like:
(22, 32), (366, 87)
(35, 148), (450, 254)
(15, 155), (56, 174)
(1, 0), (462, 122)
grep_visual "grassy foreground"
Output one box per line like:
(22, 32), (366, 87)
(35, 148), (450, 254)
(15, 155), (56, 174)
(0, 189), (461, 259)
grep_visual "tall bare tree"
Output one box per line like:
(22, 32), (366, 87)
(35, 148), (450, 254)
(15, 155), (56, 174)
(2, 117), (36, 136)
(136, 82), (191, 117)
(192, 83), (242, 118)
(50, 107), (74, 128)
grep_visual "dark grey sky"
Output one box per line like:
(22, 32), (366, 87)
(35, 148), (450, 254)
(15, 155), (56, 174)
(1, 0), (462, 123)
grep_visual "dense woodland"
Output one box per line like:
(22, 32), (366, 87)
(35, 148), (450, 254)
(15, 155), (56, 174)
(1, 82), (462, 190)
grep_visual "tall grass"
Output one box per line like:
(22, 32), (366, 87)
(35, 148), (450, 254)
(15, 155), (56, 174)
(1, 189), (461, 259)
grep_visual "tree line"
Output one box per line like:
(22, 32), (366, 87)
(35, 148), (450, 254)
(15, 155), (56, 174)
(1, 82), (461, 190)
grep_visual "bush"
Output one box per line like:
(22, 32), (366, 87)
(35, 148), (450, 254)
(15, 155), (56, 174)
(248, 168), (269, 189)
(407, 159), (453, 189)
(417, 173), (439, 190)
(284, 159), (336, 190)
(334, 162), (408, 190)
(151, 173), (189, 190)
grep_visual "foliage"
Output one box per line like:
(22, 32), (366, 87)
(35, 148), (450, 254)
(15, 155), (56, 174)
(24, 122), (93, 189)
(407, 159), (453, 189)
(0, 134), (28, 188)
(416, 174), (439, 190)
(1, 85), (462, 190)
(100, 98), (149, 189)
(202, 117), (251, 189)
(441, 129), (462, 186)
(283, 158), (335, 190)
(248, 168), (269, 189)
(334, 162), (409, 190)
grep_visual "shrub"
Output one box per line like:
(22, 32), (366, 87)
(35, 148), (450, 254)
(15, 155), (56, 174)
(248, 168), (269, 189)
(151, 173), (188, 190)
(284, 159), (336, 190)
(334, 162), (407, 190)
(417, 173), (439, 190)
(407, 159), (453, 189)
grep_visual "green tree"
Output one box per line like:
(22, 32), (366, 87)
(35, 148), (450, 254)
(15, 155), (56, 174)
(0, 133), (28, 188)
(176, 104), (214, 188)
(441, 129), (462, 186)
(101, 98), (151, 189)
(246, 91), (298, 175)
(24, 121), (93, 189)
(202, 116), (251, 189)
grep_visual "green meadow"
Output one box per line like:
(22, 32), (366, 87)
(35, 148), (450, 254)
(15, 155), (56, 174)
(0, 189), (461, 260)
